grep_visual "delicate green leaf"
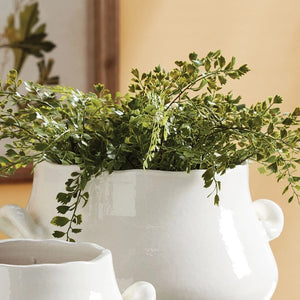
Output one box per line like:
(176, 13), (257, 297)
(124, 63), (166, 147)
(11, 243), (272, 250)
(218, 76), (227, 85)
(238, 64), (250, 76)
(56, 193), (72, 204)
(204, 60), (211, 72)
(280, 129), (287, 139)
(267, 162), (278, 173)
(94, 83), (104, 94)
(292, 107), (300, 116)
(273, 95), (283, 104)
(282, 185), (289, 195)
(189, 52), (198, 61)
(34, 143), (48, 151)
(214, 194), (220, 205)
(218, 56), (226, 68)
(282, 117), (293, 125)
(6, 149), (17, 157)
(71, 172), (80, 177)
(131, 68), (139, 78)
(258, 166), (266, 174)
(52, 230), (65, 238)
(51, 216), (70, 227)
(267, 123), (274, 134)
(0, 156), (10, 164)
(56, 205), (69, 214)
(73, 214), (82, 225)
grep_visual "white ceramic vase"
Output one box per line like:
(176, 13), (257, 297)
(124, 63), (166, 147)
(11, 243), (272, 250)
(0, 161), (284, 299)
(0, 239), (155, 300)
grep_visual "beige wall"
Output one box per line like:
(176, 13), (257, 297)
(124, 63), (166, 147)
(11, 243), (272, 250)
(120, 0), (300, 299)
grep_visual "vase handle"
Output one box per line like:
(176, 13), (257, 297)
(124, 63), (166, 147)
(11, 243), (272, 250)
(253, 199), (284, 241)
(0, 204), (49, 239)
(122, 281), (156, 300)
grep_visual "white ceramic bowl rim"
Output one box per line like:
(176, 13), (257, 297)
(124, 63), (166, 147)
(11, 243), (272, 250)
(0, 239), (109, 269)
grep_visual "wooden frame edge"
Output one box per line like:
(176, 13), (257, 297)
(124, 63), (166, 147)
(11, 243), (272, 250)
(94, 0), (120, 96)
(0, 164), (33, 183)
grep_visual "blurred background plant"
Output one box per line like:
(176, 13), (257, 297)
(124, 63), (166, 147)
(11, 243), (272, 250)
(0, 0), (59, 102)
(0, 0), (59, 180)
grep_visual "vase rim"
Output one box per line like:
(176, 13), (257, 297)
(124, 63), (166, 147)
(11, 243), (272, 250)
(37, 160), (248, 175)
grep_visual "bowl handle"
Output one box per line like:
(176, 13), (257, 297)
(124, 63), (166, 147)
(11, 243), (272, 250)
(253, 199), (284, 241)
(122, 281), (156, 300)
(0, 204), (48, 239)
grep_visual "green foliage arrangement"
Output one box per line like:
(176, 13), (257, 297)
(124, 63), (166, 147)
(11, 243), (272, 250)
(0, 50), (299, 241)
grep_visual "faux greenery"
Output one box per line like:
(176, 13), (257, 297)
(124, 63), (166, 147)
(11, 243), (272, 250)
(0, 50), (299, 241)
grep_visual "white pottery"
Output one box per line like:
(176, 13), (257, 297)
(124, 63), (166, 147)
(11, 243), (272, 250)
(0, 161), (284, 299)
(0, 239), (155, 300)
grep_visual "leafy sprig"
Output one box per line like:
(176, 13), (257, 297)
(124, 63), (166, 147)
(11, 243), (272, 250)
(0, 50), (299, 241)
(51, 171), (89, 241)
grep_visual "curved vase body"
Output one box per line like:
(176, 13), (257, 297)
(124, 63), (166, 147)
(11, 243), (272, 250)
(0, 162), (283, 299)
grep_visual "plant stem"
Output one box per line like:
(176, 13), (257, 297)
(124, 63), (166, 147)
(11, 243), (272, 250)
(165, 70), (221, 111)
(65, 179), (82, 242)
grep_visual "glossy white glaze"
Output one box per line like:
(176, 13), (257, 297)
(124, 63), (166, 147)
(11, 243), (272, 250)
(0, 162), (283, 299)
(0, 239), (155, 300)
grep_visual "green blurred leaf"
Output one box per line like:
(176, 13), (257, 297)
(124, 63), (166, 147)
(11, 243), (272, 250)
(56, 205), (70, 214)
(51, 216), (70, 227)
(52, 231), (65, 238)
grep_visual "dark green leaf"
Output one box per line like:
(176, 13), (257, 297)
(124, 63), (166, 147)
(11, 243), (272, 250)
(6, 149), (17, 157)
(51, 216), (70, 227)
(218, 76), (227, 85)
(282, 117), (293, 125)
(218, 56), (226, 68)
(52, 230), (65, 238)
(238, 64), (250, 76)
(267, 162), (278, 173)
(56, 193), (72, 204)
(273, 95), (283, 104)
(34, 143), (48, 151)
(204, 60), (211, 72)
(292, 107), (300, 116)
(189, 52), (198, 61)
(214, 194), (220, 205)
(131, 68), (139, 78)
(267, 123), (274, 134)
(72, 214), (82, 225)
(280, 129), (287, 139)
(282, 185), (289, 195)
(56, 205), (70, 214)
(0, 156), (10, 164)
